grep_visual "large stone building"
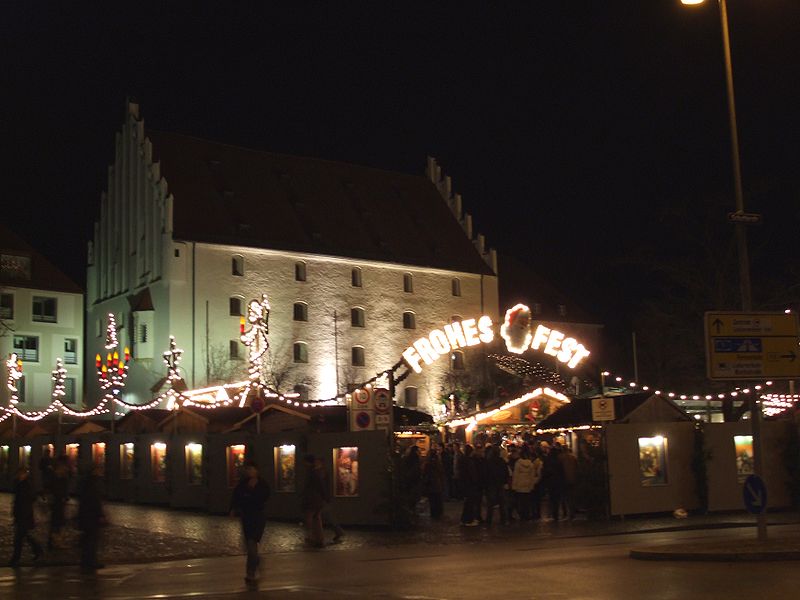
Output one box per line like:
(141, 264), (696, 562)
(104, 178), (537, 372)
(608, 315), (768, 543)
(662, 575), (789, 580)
(1, 225), (84, 410)
(86, 103), (498, 414)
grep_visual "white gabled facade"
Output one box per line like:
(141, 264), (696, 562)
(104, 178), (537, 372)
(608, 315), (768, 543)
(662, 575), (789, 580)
(87, 104), (498, 414)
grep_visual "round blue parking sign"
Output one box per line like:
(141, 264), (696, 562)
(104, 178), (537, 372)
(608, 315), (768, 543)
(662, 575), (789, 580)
(743, 474), (767, 515)
(355, 411), (372, 429)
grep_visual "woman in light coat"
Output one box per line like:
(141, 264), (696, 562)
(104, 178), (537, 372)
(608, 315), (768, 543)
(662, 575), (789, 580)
(511, 446), (541, 521)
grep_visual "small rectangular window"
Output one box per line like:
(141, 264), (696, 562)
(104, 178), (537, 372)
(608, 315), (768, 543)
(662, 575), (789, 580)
(230, 297), (243, 316)
(17, 376), (26, 403)
(96, 319), (102, 337)
(64, 378), (76, 404)
(451, 278), (461, 297)
(451, 351), (465, 370)
(403, 273), (413, 293)
(229, 340), (240, 360)
(295, 262), (307, 282)
(232, 256), (244, 276)
(557, 304), (568, 317)
(174, 248), (181, 258)
(64, 338), (78, 364)
(293, 303), (308, 321)
(403, 312), (416, 330)
(351, 346), (365, 367)
(404, 387), (418, 407)
(351, 268), (362, 288)
(13, 336), (39, 362)
(0, 293), (13, 319)
(32, 296), (57, 323)
(293, 342), (308, 363)
(140, 324), (148, 343)
(532, 303), (542, 315)
(351, 308), (365, 328)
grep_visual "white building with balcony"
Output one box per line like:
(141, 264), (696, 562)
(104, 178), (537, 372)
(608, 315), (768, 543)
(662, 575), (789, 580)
(86, 103), (499, 415)
(1, 226), (84, 410)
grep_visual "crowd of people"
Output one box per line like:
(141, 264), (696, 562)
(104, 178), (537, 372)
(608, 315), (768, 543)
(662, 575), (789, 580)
(401, 438), (580, 526)
(9, 449), (106, 572)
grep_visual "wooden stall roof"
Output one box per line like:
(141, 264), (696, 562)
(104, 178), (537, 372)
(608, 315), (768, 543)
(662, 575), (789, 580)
(115, 409), (174, 434)
(536, 392), (692, 431)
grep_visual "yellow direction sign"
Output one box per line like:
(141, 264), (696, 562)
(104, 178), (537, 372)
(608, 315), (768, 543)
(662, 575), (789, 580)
(705, 312), (800, 380)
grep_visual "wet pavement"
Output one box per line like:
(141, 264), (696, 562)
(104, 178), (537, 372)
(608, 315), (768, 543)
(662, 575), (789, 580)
(2, 492), (799, 567)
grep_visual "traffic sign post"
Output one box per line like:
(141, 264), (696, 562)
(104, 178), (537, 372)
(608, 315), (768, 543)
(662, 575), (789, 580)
(704, 312), (798, 542)
(743, 474), (767, 515)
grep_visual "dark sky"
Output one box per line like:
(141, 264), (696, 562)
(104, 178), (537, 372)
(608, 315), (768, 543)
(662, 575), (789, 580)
(4, 2), (800, 374)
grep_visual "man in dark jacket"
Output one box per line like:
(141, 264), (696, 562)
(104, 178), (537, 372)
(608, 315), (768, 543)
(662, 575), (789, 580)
(78, 464), (106, 572)
(301, 454), (326, 548)
(230, 459), (270, 583)
(10, 467), (42, 567)
(459, 445), (480, 526)
(484, 445), (509, 525)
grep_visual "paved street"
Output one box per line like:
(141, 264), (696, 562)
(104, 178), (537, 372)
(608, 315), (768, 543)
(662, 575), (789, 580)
(2, 523), (800, 599)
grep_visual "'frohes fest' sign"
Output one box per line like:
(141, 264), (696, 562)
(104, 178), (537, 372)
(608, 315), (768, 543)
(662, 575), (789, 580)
(402, 303), (591, 374)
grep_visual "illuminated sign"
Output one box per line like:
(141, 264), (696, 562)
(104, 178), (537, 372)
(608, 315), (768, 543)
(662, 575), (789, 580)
(402, 305), (590, 373)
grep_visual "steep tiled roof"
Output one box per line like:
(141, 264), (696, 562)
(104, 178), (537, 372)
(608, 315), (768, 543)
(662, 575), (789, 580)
(146, 130), (494, 275)
(0, 225), (82, 294)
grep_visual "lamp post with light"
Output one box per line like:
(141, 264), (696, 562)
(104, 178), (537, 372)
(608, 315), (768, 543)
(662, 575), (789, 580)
(681, 0), (766, 541)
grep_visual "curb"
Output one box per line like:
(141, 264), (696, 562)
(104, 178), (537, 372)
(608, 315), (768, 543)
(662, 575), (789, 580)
(629, 548), (800, 562)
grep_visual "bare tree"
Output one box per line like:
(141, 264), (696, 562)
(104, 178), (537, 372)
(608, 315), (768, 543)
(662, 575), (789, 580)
(263, 340), (313, 394)
(205, 342), (248, 386)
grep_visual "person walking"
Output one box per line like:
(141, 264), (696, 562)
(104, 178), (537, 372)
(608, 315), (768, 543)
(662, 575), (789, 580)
(48, 455), (70, 550)
(559, 444), (579, 520)
(422, 448), (445, 519)
(9, 467), (42, 567)
(230, 459), (271, 584)
(484, 445), (509, 525)
(511, 446), (540, 521)
(541, 442), (565, 521)
(78, 464), (106, 573)
(315, 457), (345, 543)
(301, 454), (326, 547)
(459, 444), (480, 526)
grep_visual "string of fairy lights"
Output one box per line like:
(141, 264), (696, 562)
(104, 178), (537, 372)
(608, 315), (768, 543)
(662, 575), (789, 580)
(6, 296), (795, 424)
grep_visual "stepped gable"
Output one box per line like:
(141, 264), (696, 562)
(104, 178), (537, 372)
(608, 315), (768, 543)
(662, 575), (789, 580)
(145, 130), (494, 276)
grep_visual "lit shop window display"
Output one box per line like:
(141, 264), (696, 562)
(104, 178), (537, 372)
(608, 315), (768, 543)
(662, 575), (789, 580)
(120, 443), (135, 480)
(227, 444), (246, 488)
(42, 443), (54, 457)
(19, 445), (31, 469)
(734, 435), (754, 483)
(638, 436), (668, 486)
(185, 443), (203, 485)
(274, 445), (296, 492)
(333, 447), (359, 497)
(92, 442), (106, 476)
(151, 442), (167, 483)
(0, 445), (9, 475)
(66, 443), (79, 472)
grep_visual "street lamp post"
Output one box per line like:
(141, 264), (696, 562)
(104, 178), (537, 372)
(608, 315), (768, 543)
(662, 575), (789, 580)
(682, 0), (766, 541)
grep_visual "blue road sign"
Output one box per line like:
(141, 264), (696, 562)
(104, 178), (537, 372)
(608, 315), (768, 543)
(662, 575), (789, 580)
(714, 338), (763, 353)
(743, 474), (768, 515)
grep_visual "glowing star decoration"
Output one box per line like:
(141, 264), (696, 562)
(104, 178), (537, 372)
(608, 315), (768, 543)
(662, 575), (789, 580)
(6, 353), (23, 406)
(158, 336), (191, 410)
(500, 304), (533, 354)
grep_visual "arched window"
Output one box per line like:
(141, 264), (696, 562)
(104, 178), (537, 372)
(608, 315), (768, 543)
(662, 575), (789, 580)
(229, 296), (244, 316)
(293, 342), (308, 364)
(451, 315), (463, 323)
(451, 350), (465, 370)
(403, 273), (413, 293)
(404, 387), (418, 408)
(351, 307), (365, 328)
(232, 255), (244, 276)
(451, 278), (461, 297)
(293, 302), (308, 322)
(403, 311), (416, 330)
(351, 346), (365, 367)
(295, 261), (307, 282)
(351, 267), (363, 288)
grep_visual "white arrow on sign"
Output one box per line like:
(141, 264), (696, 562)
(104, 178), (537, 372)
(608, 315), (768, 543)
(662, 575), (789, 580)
(746, 482), (763, 507)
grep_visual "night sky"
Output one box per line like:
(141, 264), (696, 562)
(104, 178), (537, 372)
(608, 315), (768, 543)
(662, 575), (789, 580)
(4, 2), (800, 376)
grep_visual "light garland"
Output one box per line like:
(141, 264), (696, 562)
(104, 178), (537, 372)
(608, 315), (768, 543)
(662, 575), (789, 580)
(443, 387), (570, 428)
(600, 369), (774, 403)
(489, 354), (566, 389)
(761, 393), (799, 417)
(535, 424), (603, 435)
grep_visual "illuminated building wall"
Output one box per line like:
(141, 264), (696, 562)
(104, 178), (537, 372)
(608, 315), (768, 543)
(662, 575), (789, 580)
(86, 103), (498, 414)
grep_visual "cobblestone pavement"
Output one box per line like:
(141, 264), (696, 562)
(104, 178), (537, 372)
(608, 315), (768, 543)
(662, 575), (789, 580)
(2, 492), (798, 567)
